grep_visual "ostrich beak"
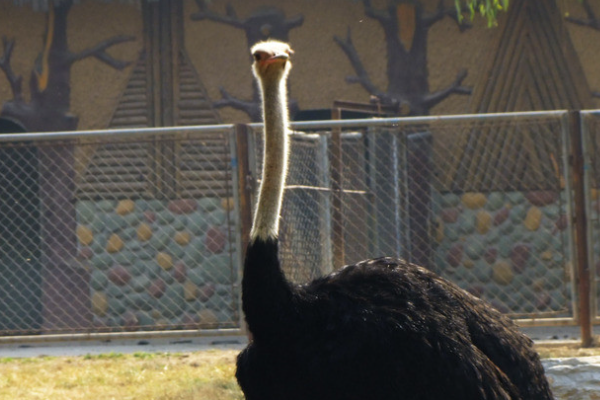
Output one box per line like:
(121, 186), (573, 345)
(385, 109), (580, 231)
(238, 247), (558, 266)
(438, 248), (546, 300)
(265, 52), (289, 64)
(251, 42), (293, 70)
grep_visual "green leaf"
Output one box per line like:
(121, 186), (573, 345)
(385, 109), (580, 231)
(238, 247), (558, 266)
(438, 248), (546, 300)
(455, 1), (463, 23)
(456, 0), (507, 27)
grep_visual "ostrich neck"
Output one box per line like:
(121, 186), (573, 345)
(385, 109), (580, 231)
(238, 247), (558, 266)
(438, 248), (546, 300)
(242, 72), (294, 341)
(250, 77), (289, 242)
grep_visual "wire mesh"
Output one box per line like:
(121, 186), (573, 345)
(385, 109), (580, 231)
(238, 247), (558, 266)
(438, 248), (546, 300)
(426, 115), (573, 319)
(0, 127), (241, 336)
(249, 113), (575, 321)
(247, 128), (407, 282)
(0, 112), (586, 338)
(582, 111), (600, 322)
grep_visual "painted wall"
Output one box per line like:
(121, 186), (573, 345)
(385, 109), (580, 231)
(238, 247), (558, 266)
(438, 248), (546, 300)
(1, 1), (600, 129)
(183, 0), (497, 121)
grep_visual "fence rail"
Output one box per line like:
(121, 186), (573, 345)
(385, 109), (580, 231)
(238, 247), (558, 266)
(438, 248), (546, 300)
(0, 110), (597, 342)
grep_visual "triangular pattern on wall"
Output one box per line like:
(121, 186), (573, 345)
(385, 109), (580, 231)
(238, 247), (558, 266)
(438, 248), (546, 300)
(471, 0), (591, 113)
(434, 0), (592, 192)
(174, 51), (231, 198)
(108, 53), (151, 128)
(77, 49), (225, 199)
(177, 51), (221, 126)
(76, 51), (154, 199)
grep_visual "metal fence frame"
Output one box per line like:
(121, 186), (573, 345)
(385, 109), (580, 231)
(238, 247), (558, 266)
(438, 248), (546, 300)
(1, 110), (598, 344)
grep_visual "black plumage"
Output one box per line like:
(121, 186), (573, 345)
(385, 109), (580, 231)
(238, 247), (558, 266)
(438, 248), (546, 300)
(237, 238), (553, 400)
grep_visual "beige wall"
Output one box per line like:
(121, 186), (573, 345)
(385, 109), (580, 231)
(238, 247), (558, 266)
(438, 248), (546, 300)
(68, 2), (143, 129)
(0, 3), (46, 106)
(562, 0), (600, 109)
(2, 0), (600, 129)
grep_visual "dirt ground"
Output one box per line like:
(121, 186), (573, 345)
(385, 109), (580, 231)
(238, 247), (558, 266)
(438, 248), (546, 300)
(535, 342), (600, 359)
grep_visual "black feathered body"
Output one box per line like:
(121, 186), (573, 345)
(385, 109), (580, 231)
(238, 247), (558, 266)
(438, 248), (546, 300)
(237, 238), (553, 400)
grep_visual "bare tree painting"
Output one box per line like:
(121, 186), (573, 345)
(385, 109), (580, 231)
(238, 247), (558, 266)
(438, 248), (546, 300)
(333, 0), (473, 267)
(335, 0), (471, 116)
(0, 1), (134, 132)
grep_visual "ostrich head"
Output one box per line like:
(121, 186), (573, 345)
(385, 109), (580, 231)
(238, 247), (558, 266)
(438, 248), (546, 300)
(251, 40), (293, 83)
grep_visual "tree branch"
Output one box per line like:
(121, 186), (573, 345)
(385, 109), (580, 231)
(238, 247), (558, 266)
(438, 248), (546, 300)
(284, 14), (305, 30)
(446, 4), (473, 31)
(214, 86), (261, 122)
(0, 37), (23, 101)
(423, 0), (447, 26)
(362, 0), (390, 23)
(565, 0), (600, 30)
(191, 0), (245, 29)
(333, 28), (381, 97)
(69, 35), (135, 70)
(422, 68), (472, 109)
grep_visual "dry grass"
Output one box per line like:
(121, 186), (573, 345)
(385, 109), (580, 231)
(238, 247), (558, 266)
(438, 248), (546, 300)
(0, 349), (243, 400)
(1, 344), (600, 400)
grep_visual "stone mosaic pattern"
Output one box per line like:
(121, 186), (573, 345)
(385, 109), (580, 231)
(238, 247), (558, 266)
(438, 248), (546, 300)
(76, 198), (239, 331)
(433, 190), (572, 316)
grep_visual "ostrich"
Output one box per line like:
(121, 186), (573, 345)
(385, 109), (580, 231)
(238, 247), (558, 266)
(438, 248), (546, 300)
(236, 40), (553, 400)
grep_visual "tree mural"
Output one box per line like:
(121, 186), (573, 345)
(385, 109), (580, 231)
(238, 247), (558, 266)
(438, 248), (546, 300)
(332, 0), (474, 268)
(335, 0), (472, 116)
(0, 0), (135, 331)
(191, 0), (303, 121)
(566, 0), (599, 29)
(0, 1), (134, 132)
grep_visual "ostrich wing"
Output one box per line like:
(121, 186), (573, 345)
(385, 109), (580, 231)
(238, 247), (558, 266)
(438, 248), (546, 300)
(288, 257), (523, 399)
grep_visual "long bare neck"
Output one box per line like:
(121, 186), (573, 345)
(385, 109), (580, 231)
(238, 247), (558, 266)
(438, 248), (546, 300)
(242, 69), (294, 341)
(250, 75), (289, 242)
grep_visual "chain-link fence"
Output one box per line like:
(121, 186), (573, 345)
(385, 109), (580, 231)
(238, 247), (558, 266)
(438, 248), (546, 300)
(247, 112), (576, 325)
(1, 111), (597, 339)
(0, 126), (242, 336)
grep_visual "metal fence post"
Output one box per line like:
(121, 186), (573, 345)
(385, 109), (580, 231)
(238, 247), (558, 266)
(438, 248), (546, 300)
(569, 110), (593, 347)
(406, 130), (433, 268)
(234, 123), (254, 337)
(318, 134), (334, 275)
(331, 108), (345, 268)
(234, 124), (253, 254)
